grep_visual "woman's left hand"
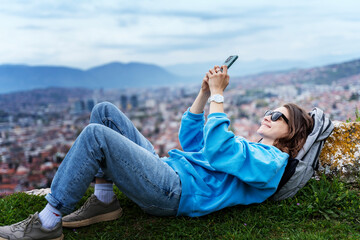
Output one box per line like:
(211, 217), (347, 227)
(201, 74), (210, 96)
(206, 65), (230, 95)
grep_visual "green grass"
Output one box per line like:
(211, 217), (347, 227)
(1, 174), (359, 240)
(346, 108), (360, 122)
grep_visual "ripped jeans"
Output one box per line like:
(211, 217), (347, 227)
(45, 102), (181, 216)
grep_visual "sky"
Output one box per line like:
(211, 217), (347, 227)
(1, 0), (360, 74)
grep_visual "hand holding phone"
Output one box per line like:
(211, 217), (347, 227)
(207, 56), (237, 94)
(220, 55), (238, 72)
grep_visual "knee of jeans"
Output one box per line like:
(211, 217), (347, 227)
(81, 123), (104, 138)
(92, 101), (112, 114)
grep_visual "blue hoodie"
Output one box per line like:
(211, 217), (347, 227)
(163, 109), (289, 217)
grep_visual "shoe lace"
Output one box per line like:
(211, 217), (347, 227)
(11, 214), (37, 233)
(74, 196), (95, 215)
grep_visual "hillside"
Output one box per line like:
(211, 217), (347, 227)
(233, 58), (360, 87)
(1, 58), (360, 93)
(0, 62), (184, 93)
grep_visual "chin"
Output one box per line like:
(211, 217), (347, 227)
(256, 127), (265, 136)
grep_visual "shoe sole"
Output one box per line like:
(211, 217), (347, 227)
(0, 234), (64, 240)
(62, 208), (123, 228)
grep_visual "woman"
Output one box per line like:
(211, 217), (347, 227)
(0, 66), (313, 240)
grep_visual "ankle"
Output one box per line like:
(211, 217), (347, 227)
(94, 183), (115, 204)
(39, 203), (62, 230)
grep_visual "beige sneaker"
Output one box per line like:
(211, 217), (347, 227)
(62, 194), (122, 228)
(0, 212), (63, 240)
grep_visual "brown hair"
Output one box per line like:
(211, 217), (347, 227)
(273, 103), (314, 158)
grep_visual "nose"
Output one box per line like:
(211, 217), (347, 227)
(263, 115), (271, 122)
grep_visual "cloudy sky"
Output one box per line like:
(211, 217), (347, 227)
(1, 0), (360, 74)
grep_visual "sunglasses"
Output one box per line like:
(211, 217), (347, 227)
(264, 110), (289, 124)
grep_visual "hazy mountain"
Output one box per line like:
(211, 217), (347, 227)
(166, 56), (360, 78)
(0, 62), (186, 93)
(87, 62), (183, 89)
(1, 58), (360, 94)
(0, 65), (88, 93)
(231, 58), (360, 88)
(166, 59), (311, 79)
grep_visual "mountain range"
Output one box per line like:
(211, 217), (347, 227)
(1, 58), (360, 94)
(0, 62), (188, 94)
(231, 58), (360, 88)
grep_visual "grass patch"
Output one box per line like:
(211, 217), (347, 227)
(1, 174), (359, 239)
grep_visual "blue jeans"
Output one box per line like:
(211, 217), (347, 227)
(45, 102), (181, 216)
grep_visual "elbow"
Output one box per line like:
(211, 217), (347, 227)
(203, 147), (218, 163)
(203, 144), (233, 164)
(203, 139), (227, 161)
(203, 136), (239, 162)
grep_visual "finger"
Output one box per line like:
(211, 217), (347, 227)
(222, 65), (228, 75)
(209, 68), (215, 74)
(214, 65), (221, 73)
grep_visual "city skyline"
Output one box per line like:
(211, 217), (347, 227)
(1, 0), (360, 75)
(1, 54), (359, 195)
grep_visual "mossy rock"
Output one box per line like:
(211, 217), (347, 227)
(319, 122), (360, 181)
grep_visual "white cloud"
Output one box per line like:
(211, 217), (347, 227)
(0, 0), (360, 69)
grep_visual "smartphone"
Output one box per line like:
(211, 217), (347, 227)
(220, 55), (238, 72)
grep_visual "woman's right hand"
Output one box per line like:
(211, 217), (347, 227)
(207, 65), (229, 95)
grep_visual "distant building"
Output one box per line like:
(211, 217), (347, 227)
(86, 99), (95, 112)
(73, 100), (85, 114)
(120, 95), (128, 111)
(145, 99), (156, 109)
(130, 95), (138, 109)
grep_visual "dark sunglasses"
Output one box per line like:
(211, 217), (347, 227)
(264, 110), (289, 124)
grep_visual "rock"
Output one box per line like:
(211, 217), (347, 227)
(319, 121), (360, 181)
(25, 188), (51, 196)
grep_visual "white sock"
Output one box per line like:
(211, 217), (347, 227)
(39, 203), (62, 230)
(94, 183), (115, 204)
